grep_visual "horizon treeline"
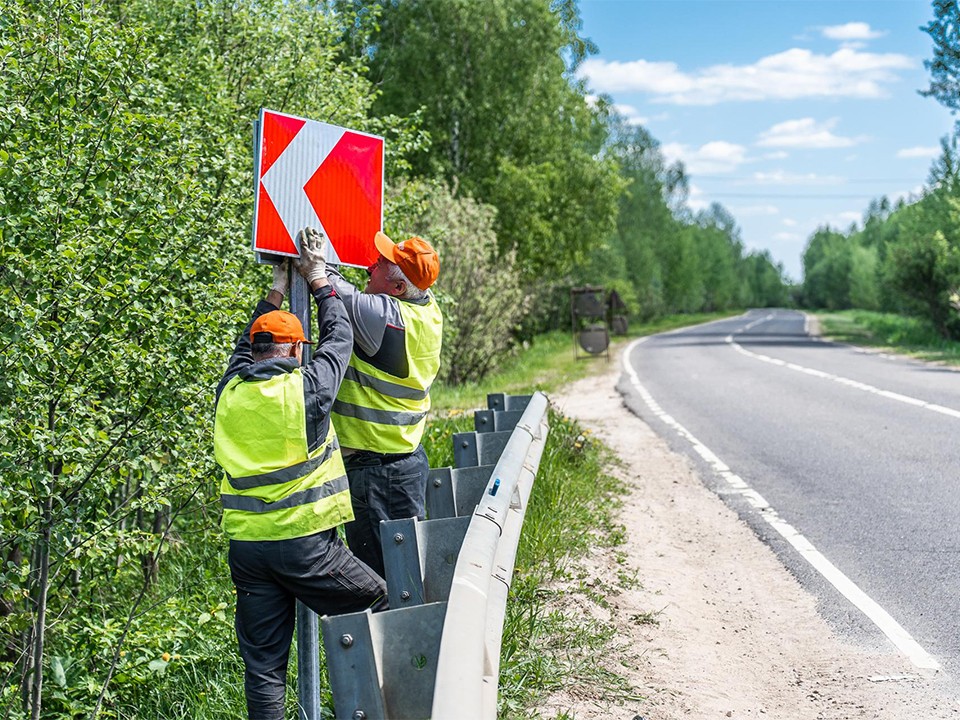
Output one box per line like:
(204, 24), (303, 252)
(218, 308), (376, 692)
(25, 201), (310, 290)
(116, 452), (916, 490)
(799, 1), (960, 341)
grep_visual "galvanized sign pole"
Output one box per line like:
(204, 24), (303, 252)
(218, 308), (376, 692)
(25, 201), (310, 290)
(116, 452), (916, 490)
(290, 268), (321, 720)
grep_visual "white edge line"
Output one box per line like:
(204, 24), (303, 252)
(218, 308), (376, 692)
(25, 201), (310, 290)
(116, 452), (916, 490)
(621, 337), (941, 673)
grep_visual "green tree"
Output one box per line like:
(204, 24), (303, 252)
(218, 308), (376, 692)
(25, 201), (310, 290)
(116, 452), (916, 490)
(691, 203), (745, 311)
(742, 251), (790, 308)
(0, 1), (398, 716)
(357, 0), (623, 284)
(802, 227), (854, 309)
(921, 0), (960, 115)
(885, 228), (960, 338)
(603, 119), (687, 318)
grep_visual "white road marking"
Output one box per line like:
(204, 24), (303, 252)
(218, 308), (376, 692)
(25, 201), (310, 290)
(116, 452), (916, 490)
(623, 336), (941, 673)
(727, 313), (960, 420)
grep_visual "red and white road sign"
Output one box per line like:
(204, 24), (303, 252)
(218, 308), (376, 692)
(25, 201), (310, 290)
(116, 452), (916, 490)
(252, 108), (384, 267)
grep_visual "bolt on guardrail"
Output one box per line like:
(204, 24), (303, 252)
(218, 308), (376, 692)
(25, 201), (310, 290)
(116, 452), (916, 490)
(317, 391), (549, 720)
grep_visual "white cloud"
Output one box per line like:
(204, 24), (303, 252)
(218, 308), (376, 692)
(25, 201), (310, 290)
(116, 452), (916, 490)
(578, 47), (913, 105)
(661, 140), (748, 174)
(687, 183), (710, 212)
(782, 218), (798, 227)
(750, 169), (845, 185)
(897, 146), (940, 159)
(757, 117), (865, 149)
(822, 211), (862, 229)
(774, 231), (801, 242)
(612, 103), (649, 126)
(731, 204), (781, 217)
(763, 151), (789, 160)
(821, 22), (885, 42)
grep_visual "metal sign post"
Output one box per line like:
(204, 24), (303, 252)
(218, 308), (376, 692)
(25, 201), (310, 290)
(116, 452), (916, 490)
(290, 268), (321, 720)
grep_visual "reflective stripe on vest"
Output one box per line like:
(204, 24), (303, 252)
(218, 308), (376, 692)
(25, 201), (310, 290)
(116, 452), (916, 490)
(214, 368), (353, 541)
(333, 295), (442, 454)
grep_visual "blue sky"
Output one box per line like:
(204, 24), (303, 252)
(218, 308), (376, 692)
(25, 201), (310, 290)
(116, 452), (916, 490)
(577, 0), (957, 282)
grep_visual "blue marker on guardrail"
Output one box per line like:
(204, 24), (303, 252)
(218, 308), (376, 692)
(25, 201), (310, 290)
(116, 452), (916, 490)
(489, 478), (500, 496)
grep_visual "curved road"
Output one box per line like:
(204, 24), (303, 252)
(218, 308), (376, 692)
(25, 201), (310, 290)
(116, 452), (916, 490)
(619, 309), (960, 682)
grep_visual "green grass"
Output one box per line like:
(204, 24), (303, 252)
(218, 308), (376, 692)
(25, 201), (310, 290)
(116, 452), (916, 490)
(815, 309), (960, 366)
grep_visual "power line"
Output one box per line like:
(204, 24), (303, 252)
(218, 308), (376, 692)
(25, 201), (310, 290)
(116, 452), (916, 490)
(698, 192), (920, 200)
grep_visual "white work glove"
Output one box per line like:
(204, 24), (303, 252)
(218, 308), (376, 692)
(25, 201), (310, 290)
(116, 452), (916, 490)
(271, 258), (290, 296)
(294, 227), (327, 284)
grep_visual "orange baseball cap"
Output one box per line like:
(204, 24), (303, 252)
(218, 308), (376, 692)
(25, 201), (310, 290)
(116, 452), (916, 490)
(374, 231), (440, 290)
(250, 311), (313, 344)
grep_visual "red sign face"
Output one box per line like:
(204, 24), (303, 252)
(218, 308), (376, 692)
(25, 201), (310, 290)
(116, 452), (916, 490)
(252, 109), (384, 267)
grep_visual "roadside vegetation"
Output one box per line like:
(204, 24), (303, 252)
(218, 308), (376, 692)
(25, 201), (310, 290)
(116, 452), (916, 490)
(815, 310), (960, 367)
(797, 6), (960, 344)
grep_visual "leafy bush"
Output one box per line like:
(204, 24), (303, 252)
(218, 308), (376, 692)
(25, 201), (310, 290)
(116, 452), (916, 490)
(391, 181), (530, 384)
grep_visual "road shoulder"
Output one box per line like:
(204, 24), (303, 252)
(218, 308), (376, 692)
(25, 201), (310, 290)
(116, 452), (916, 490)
(541, 345), (957, 720)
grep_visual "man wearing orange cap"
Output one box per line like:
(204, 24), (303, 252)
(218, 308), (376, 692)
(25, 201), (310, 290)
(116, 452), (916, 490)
(300, 226), (443, 577)
(213, 230), (387, 720)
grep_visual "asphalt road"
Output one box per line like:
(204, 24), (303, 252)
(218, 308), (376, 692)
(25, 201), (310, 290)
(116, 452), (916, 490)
(619, 308), (960, 682)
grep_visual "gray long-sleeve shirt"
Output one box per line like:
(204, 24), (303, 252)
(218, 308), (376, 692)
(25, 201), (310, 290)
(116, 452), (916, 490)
(215, 286), (353, 452)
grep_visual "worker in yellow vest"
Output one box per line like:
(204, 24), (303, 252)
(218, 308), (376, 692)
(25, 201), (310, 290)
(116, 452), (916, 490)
(301, 227), (443, 577)
(214, 229), (387, 720)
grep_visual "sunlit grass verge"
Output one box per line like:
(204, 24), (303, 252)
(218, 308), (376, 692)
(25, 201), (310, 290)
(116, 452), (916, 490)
(497, 413), (637, 717)
(815, 310), (960, 366)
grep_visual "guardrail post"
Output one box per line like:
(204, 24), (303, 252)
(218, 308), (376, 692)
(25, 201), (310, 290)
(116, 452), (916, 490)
(426, 465), (495, 519)
(322, 602), (448, 719)
(381, 517), (425, 609)
(453, 430), (511, 468)
(486, 393), (532, 412)
(474, 409), (524, 433)
(382, 515), (474, 607)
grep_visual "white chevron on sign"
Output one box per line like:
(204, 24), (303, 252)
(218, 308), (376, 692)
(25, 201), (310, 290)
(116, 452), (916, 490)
(260, 121), (344, 264)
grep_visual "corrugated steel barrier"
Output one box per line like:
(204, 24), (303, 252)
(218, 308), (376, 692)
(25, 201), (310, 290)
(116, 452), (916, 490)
(318, 391), (550, 719)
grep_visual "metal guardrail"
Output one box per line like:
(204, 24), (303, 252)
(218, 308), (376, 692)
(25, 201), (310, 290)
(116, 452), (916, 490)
(319, 391), (549, 719)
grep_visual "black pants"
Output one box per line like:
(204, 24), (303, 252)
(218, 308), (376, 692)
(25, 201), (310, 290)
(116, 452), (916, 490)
(342, 444), (429, 578)
(228, 529), (387, 720)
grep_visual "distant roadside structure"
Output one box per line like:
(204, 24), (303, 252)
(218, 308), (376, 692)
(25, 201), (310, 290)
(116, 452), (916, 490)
(571, 286), (627, 360)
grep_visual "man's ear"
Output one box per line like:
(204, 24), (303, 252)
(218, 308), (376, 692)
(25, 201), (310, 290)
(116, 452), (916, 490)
(391, 280), (407, 297)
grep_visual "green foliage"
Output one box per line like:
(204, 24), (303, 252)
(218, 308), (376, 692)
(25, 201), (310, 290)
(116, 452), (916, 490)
(816, 309), (960, 365)
(361, 0), (624, 284)
(802, 226), (855, 309)
(0, 0), (791, 716)
(798, 128), (960, 339)
(798, 9), (960, 338)
(593, 118), (789, 320)
(389, 180), (530, 384)
(885, 228), (960, 338)
(921, 0), (960, 115)
(0, 1), (405, 716)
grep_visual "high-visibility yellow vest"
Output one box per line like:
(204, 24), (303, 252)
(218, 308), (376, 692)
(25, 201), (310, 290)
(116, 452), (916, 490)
(333, 295), (443, 454)
(214, 368), (353, 541)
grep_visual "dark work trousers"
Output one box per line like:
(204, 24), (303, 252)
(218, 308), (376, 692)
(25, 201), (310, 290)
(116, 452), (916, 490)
(228, 529), (388, 720)
(342, 444), (429, 578)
